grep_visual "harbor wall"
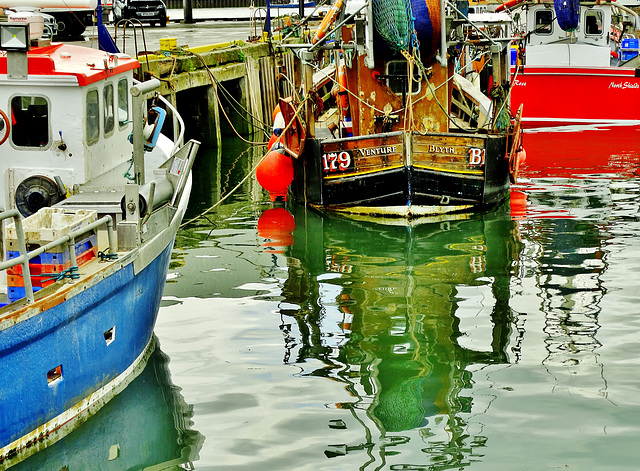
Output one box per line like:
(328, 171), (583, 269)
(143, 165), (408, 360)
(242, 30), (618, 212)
(134, 40), (299, 148)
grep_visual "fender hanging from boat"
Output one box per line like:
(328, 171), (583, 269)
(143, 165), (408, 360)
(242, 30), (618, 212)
(337, 65), (349, 113)
(130, 106), (167, 151)
(507, 104), (524, 184)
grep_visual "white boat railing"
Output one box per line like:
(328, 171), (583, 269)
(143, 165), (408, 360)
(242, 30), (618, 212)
(157, 93), (185, 155)
(0, 210), (117, 304)
(131, 79), (187, 186)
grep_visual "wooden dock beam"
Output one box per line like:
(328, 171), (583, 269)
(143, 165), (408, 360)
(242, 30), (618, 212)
(134, 41), (288, 147)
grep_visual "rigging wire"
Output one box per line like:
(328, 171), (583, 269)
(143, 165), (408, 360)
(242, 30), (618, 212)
(180, 96), (310, 227)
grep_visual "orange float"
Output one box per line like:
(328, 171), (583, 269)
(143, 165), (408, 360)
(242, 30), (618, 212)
(495, 0), (525, 12)
(337, 65), (349, 112)
(312, 0), (344, 44)
(256, 149), (294, 201)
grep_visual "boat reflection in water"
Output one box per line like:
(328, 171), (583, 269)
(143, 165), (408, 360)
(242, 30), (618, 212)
(275, 205), (524, 467)
(7, 343), (203, 471)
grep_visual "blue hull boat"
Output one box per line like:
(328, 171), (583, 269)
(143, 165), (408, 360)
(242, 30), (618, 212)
(7, 346), (203, 471)
(0, 21), (199, 466)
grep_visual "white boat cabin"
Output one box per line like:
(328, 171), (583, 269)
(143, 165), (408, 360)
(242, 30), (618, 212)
(0, 39), (140, 217)
(522, 2), (613, 66)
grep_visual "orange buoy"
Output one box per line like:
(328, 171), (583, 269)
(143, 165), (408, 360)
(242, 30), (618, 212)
(257, 207), (295, 253)
(256, 149), (294, 201)
(495, 0), (525, 12)
(517, 147), (527, 165)
(272, 104), (281, 122)
(267, 133), (282, 151)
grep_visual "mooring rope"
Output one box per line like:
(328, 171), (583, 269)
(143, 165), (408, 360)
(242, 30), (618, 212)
(180, 95), (310, 227)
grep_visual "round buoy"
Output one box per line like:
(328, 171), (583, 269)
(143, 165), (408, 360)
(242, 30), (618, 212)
(267, 133), (282, 151)
(256, 150), (294, 201)
(257, 207), (295, 253)
(517, 147), (527, 165)
(272, 104), (281, 122)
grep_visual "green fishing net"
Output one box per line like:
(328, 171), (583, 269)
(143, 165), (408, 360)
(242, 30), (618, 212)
(373, 0), (415, 53)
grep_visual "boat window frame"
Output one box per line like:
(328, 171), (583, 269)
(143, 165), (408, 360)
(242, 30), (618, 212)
(9, 94), (51, 149)
(533, 9), (554, 36)
(584, 9), (604, 37)
(385, 60), (422, 96)
(117, 77), (130, 129)
(86, 88), (100, 146)
(103, 82), (115, 137)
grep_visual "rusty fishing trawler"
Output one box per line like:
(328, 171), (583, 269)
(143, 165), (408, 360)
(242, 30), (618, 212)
(260, 0), (524, 218)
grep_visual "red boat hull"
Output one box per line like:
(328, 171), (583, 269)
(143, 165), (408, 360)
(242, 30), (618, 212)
(510, 66), (640, 127)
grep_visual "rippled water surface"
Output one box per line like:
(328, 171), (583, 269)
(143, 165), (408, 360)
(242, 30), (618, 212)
(17, 125), (638, 470)
(153, 125), (640, 470)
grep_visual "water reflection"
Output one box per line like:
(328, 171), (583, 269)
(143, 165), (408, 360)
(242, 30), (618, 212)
(279, 206), (524, 468)
(517, 124), (640, 219)
(8, 343), (203, 471)
(152, 130), (640, 469)
(516, 204), (614, 399)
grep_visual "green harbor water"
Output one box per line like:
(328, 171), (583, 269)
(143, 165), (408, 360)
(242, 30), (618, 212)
(157, 125), (640, 470)
(13, 125), (640, 470)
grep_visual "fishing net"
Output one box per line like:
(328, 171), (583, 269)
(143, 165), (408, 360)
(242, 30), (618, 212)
(373, 0), (416, 53)
(413, 0), (440, 60)
(554, 0), (579, 31)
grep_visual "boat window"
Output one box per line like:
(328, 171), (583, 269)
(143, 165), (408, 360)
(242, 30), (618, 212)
(534, 10), (553, 35)
(10, 96), (50, 148)
(118, 78), (129, 127)
(86, 89), (100, 145)
(104, 83), (115, 136)
(585, 10), (603, 36)
(386, 61), (421, 95)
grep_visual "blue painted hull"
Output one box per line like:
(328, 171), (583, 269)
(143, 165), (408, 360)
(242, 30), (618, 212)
(0, 236), (174, 454)
(8, 346), (203, 471)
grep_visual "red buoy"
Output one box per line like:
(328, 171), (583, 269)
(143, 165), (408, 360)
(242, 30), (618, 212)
(517, 147), (527, 165)
(267, 133), (282, 151)
(256, 150), (294, 201)
(257, 207), (295, 253)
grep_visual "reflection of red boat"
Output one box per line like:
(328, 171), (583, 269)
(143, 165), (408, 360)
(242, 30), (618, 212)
(519, 125), (640, 178)
(510, 124), (640, 219)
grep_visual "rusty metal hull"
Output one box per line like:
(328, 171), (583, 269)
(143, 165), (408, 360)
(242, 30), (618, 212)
(292, 131), (510, 218)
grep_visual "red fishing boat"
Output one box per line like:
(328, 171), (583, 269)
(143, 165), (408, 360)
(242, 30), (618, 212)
(498, 0), (640, 127)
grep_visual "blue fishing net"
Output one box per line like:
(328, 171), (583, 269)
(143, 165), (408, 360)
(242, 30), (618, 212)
(554, 0), (579, 31)
(412, 0), (435, 56)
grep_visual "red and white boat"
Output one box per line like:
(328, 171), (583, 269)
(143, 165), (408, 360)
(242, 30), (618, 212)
(498, 0), (640, 127)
